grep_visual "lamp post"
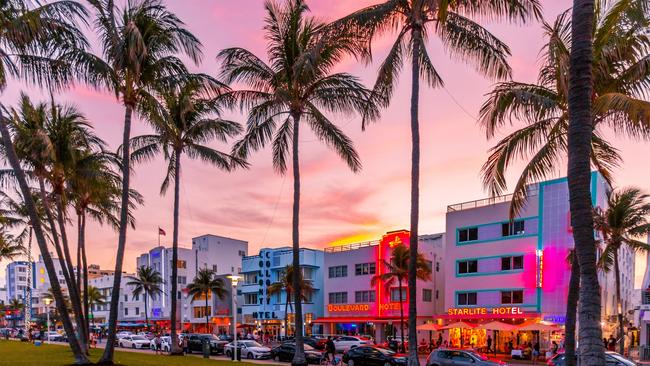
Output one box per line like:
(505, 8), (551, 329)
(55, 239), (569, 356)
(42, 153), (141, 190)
(227, 275), (242, 361)
(43, 298), (51, 343)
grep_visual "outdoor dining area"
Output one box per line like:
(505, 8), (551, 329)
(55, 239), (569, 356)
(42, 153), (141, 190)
(416, 320), (564, 361)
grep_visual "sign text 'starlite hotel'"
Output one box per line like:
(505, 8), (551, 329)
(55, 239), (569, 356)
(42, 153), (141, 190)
(443, 173), (612, 348)
(314, 231), (445, 341)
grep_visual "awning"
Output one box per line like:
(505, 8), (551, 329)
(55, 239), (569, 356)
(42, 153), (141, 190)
(476, 321), (518, 331)
(312, 317), (404, 324)
(417, 323), (444, 331)
(435, 312), (539, 320)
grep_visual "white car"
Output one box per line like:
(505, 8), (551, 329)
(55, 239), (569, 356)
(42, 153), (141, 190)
(119, 335), (151, 349)
(333, 336), (372, 352)
(43, 331), (64, 342)
(224, 340), (272, 359)
(116, 331), (133, 339)
(150, 336), (172, 352)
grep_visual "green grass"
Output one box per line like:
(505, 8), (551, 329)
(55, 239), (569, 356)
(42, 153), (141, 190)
(0, 340), (258, 366)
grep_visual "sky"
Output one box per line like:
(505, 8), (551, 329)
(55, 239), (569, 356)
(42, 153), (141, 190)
(1, 1), (649, 285)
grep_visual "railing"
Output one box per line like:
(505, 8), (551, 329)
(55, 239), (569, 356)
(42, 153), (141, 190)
(447, 185), (539, 212)
(324, 240), (379, 253)
(642, 292), (650, 305)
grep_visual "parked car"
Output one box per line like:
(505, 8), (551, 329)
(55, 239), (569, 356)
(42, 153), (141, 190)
(333, 336), (372, 352)
(224, 340), (272, 360)
(186, 334), (228, 355)
(118, 335), (151, 349)
(427, 349), (507, 366)
(138, 331), (154, 340)
(218, 334), (234, 342)
(304, 336), (327, 350)
(546, 351), (636, 366)
(271, 342), (324, 364)
(116, 331), (133, 339)
(43, 331), (64, 342)
(149, 336), (172, 352)
(343, 346), (408, 366)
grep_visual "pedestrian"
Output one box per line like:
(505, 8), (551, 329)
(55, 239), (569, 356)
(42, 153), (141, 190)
(324, 336), (336, 362)
(182, 335), (189, 355)
(487, 335), (492, 353)
(532, 341), (540, 364)
(551, 341), (559, 355)
(608, 334), (616, 352)
(154, 334), (162, 355)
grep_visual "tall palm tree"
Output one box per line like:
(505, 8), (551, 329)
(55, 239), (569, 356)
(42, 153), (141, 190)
(335, 2), (541, 363)
(479, 2), (649, 363)
(130, 75), (246, 350)
(267, 265), (314, 337)
(219, 2), (379, 363)
(480, 1), (650, 216)
(86, 286), (107, 326)
(187, 268), (227, 334)
(594, 188), (650, 354)
(0, 231), (22, 260)
(565, 250), (580, 366)
(76, 2), (203, 361)
(371, 243), (431, 352)
(126, 266), (164, 331)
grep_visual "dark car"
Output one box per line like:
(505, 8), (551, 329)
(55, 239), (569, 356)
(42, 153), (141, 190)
(546, 351), (636, 366)
(343, 346), (408, 366)
(186, 334), (228, 355)
(272, 342), (324, 364)
(427, 349), (506, 366)
(304, 336), (327, 350)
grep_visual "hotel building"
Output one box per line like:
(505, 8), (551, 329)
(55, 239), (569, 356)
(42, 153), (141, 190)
(315, 230), (445, 342)
(241, 247), (325, 338)
(443, 173), (633, 349)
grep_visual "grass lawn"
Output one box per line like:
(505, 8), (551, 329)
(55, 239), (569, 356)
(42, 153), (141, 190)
(0, 340), (258, 366)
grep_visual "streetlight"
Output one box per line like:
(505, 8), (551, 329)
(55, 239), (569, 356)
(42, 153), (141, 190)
(43, 297), (52, 343)
(227, 275), (242, 362)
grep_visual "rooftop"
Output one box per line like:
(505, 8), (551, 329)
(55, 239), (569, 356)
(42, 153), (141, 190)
(447, 185), (539, 212)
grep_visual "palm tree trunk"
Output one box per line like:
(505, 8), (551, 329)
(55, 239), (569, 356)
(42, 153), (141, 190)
(567, 1), (605, 365)
(144, 294), (149, 332)
(565, 256), (580, 366)
(613, 249), (625, 355)
(81, 212), (89, 341)
(398, 278), (405, 353)
(205, 292), (209, 334)
(407, 25), (422, 366)
(76, 211), (90, 354)
(170, 148), (183, 354)
(290, 112), (306, 366)
(100, 104), (134, 365)
(284, 290), (290, 339)
(0, 115), (89, 364)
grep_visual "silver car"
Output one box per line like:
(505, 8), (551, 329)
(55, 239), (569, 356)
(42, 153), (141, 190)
(427, 349), (507, 366)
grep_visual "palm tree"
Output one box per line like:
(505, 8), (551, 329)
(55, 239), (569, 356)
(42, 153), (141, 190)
(565, 250), (580, 366)
(0, 0), (89, 361)
(76, 2), (203, 361)
(86, 286), (107, 326)
(219, 2), (379, 363)
(335, 2), (541, 362)
(126, 266), (164, 331)
(371, 243), (431, 352)
(7, 298), (24, 328)
(130, 75), (246, 349)
(267, 265), (314, 337)
(593, 188), (650, 354)
(480, 1), (650, 216)
(478, 2), (649, 363)
(187, 268), (227, 334)
(0, 232), (22, 260)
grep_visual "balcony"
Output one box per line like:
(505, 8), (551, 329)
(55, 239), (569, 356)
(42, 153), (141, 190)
(324, 240), (379, 253)
(447, 185), (539, 212)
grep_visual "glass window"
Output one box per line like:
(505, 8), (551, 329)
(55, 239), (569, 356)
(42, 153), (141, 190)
(390, 288), (407, 302)
(354, 291), (376, 303)
(423, 289), (432, 302)
(501, 290), (523, 304)
(501, 257), (511, 271)
(458, 227), (478, 242)
(513, 256), (524, 270)
(458, 260), (477, 274)
(354, 263), (376, 276)
(244, 293), (258, 305)
(458, 292), (477, 306)
(502, 220), (525, 237)
(328, 265), (348, 278)
(329, 292), (347, 304)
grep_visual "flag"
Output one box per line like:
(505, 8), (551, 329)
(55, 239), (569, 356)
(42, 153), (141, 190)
(158, 227), (166, 236)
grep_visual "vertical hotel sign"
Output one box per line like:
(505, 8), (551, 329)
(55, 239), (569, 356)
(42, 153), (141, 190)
(377, 230), (411, 317)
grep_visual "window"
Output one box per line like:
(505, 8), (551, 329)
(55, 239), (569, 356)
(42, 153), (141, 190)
(501, 256), (524, 271)
(502, 220), (525, 237)
(193, 306), (211, 318)
(178, 276), (187, 285)
(435, 290), (439, 299)
(124, 295), (128, 301)
(501, 290), (523, 304)
(176, 260), (187, 269)
(458, 227), (478, 242)
(124, 308), (129, 316)
(244, 293), (258, 305)
(355, 263), (376, 276)
(435, 262), (440, 272)
(423, 289), (432, 302)
(18, 267), (26, 273)
(212, 265), (218, 272)
(244, 273), (257, 285)
(328, 265), (348, 278)
(134, 294), (139, 301)
(458, 260), (478, 274)
(18, 276), (26, 282)
(390, 288), (407, 302)
(135, 307), (140, 315)
(329, 292), (348, 304)
(457, 292), (477, 306)
(238, 250), (246, 257)
(354, 291), (376, 303)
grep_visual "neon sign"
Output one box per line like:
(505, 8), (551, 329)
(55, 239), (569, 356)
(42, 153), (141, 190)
(378, 303), (401, 311)
(388, 236), (403, 248)
(536, 249), (543, 288)
(328, 304), (370, 312)
(447, 307), (524, 316)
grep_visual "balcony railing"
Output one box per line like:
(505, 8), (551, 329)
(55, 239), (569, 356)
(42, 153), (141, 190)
(324, 240), (379, 253)
(447, 185), (539, 212)
(642, 292), (650, 305)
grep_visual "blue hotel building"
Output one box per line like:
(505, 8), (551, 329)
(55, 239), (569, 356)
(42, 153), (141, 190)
(241, 247), (324, 338)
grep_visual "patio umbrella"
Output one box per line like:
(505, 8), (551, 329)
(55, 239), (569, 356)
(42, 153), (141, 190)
(517, 322), (559, 332)
(477, 321), (517, 354)
(417, 323), (444, 331)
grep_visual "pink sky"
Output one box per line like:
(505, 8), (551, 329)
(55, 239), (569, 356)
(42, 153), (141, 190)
(1, 1), (649, 280)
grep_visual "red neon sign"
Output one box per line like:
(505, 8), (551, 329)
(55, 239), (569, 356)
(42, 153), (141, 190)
(377, 230), (411, 317)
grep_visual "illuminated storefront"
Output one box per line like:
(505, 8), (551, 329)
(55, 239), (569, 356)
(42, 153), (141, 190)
(314, 230), (445, 342)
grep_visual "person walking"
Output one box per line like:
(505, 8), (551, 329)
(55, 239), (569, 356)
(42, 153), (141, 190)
(153, 334), (162, 355)
(324, 336), (336, 362)
(487, 335), (492, 353)
(532, 341), (540, 364)
(182, 335), (189, 354)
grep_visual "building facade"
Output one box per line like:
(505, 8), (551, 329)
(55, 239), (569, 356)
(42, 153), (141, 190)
(315, 230), (445, 343)
(241, 247), (325, 338)
(443, 173), (632, 349)
(87, 272), (145, 325)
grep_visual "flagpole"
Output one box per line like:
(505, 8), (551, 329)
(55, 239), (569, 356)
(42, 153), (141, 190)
(158, 227), (160, 247)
